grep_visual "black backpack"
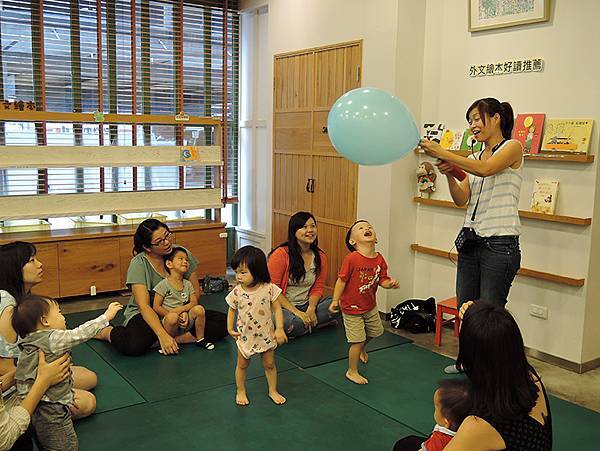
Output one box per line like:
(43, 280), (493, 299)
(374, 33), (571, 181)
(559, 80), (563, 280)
(202, 275), (229, 294)
(389, 297), (436, 333)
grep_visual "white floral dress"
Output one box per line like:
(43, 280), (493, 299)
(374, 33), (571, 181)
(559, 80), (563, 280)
(225, 283), (281, 358)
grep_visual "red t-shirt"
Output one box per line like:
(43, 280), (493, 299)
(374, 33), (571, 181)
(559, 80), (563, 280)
(338, 251), (389, 314)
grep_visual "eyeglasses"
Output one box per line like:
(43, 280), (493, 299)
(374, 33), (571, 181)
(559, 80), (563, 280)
(150, 232), (173, 247)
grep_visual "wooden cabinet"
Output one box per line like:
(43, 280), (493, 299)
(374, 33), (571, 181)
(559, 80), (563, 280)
(173, 229), (226, 279)
(59, 239), (121, 297)
(0, 221), (225, 299)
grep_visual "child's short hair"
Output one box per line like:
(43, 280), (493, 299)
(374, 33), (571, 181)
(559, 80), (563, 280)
(163, 247), (187, 274)
(230, 246), (271, 286)
(345, 219), (369, 252)
(437, 379), (473, 431)
(12, 294), (55, 338)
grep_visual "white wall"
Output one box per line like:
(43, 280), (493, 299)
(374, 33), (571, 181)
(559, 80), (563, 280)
(416, 0), (600, 364)
(239, 4), (270, 252)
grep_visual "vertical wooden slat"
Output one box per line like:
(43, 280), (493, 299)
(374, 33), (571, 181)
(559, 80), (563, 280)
(106, 0), (119, 192)
(131, 0), (138, 189)
(96, 0), (105, 191)
(70, 0), (84, 192)
(203, 7), (213, 219)
(175, 0), (184, 189)
(31, 0), (48, 194)
(221, 0), (229, 202)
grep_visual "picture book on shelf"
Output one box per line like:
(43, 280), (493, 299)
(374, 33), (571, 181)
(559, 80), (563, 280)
(440, 129), (465, 150)
(422, 122), (445, 142)
(541, 119), (594, 154)
(531, 179), (559, 215)
(513, 113), (545, 154)
(459, 129), (483, 152)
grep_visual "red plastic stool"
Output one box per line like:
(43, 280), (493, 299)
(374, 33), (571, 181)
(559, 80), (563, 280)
(435, 297), (460, 346)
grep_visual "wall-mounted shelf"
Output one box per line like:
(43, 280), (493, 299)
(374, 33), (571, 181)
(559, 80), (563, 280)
(414, 197), (592, 226)
(415, 149), (595, 163)
(410, 244), (585, 287)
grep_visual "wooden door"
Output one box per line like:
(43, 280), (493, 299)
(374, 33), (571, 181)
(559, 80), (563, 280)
(272, 52), (315, 244)
(273, 41), (362, 291)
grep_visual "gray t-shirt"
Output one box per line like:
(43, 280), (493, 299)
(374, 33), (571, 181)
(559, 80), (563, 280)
(0, 290), (19, 359)
(122, 246), (198, 325)
(153, 279), (195, 311)
(286, 257), (316, 307)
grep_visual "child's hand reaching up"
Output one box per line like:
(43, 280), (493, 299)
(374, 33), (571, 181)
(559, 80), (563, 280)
(104, 302), (123, 321)
(275, 328), (288, 345)
(228, 328), (241, 340)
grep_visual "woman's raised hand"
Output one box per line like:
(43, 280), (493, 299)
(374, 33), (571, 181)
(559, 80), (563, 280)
(419, 139), (444, 158)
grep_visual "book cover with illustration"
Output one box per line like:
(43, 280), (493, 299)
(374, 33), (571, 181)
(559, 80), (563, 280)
(541, 119), (594, 153)
(422, 122), (445, 142)
(440, 129), (465, 150)
(459, 129), (483, 152)
(513, 113), (545, 154)
(531, 179), (559, 215)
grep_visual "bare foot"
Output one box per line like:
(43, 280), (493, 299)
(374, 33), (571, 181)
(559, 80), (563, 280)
(346, 370), (368, 385)
(268, 391), (287, 405)
(93, 326), (113, 342)
(236, 391), (249, 406)
(360, 350), (369, 364)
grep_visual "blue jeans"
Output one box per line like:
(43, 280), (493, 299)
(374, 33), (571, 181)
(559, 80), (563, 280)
(456, 235), (521, 309)
(283, 296), (339, 338)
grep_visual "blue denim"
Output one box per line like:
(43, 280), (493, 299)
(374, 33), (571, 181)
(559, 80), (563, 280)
(282, 296), (339, 338)
(456, 235), (521, 309)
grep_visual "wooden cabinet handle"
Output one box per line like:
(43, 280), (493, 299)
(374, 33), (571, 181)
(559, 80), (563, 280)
(322, 126), (328, 134)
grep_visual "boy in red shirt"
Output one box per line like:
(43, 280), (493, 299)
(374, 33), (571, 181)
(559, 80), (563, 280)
(329, 220), (399, 384)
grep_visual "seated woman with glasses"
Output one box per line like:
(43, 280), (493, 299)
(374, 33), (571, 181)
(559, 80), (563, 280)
(94, 219), (226, 356)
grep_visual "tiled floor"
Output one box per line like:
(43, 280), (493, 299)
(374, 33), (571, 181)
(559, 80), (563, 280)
(60, 292), (600, 413)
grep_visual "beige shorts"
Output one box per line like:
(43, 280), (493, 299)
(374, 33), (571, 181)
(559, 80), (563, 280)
(342, 305), (384, 343)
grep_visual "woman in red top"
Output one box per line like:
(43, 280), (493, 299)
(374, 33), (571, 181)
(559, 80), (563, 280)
(268, 212), (338, 338)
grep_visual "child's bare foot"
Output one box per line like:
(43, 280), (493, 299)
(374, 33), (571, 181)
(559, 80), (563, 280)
(268, 391), (286, 405)
(360, 350), (369, 364)
(236, 390), (250, 406)
(93, 326), (113, 342)
(346, 370), (368, 385)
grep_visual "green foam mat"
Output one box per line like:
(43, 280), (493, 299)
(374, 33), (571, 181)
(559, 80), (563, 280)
(307, 344), (458, 434)
(70, 343), (146, 413)
(277, 323), (412, 368)
(549, 395), (600, 451)
(87, 337), (296, 402)
(75, 368), (415, 451)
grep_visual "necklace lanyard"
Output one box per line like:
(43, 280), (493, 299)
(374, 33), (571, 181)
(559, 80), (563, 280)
(471, 139), (506, 221)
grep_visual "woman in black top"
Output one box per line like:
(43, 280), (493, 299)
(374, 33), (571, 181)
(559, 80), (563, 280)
(394, 301), (552, 451)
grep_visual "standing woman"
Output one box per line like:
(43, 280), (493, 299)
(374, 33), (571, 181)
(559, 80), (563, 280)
(268, 211), (338, 338)
(420, 98), (523, 309)
(0, 241), (97, 420)
(95, 219), (226, 356)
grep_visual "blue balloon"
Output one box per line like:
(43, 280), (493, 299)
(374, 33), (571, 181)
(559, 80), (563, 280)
(327, 88), (420, 165)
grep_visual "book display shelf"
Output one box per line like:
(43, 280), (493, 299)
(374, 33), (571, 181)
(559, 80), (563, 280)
(413, 151), (595, 287)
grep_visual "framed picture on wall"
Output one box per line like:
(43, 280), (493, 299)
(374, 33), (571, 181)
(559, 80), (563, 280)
(469, 0), (551, 32)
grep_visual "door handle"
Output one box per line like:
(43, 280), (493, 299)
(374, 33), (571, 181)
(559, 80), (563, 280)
(322, 126), (328, 134)
(306, 178), (311, 193)
(306, 178), (315, 193)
